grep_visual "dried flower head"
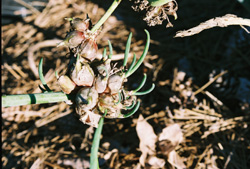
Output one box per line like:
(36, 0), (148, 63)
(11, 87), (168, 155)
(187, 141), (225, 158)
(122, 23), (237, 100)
(132, 0), (178, 27)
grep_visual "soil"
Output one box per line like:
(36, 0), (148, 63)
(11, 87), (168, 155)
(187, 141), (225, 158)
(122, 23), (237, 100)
(2, 0), (250, 168)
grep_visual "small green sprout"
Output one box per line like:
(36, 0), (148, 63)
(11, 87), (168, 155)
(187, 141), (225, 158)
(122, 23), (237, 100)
(38, 58), (52, 92)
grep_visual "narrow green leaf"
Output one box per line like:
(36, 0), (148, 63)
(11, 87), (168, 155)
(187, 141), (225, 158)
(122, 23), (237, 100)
(55, 71), (59, 79)
(90, 110), (107, 169)
(126, 53), (137, 73)
(122, 101), (140, 118)
(114, 91), (122, 105)
(124, 99), (136, 110)
(102, 47), (107, 60)
(133, 74), (147, 93)
(125, 30), (150, 78)
(108, 40), (113, 59)
(133, 83), (155, 96)
(39, 58), (52, 92)
(123, 32), (132, 67)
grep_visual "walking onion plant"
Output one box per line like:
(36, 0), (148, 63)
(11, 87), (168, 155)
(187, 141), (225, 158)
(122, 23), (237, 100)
(2, 0), (179, 167)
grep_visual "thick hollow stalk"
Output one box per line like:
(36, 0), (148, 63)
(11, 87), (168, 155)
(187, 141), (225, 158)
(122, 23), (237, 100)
(2, 92), (72, 107)
(90, 0), (122, 33)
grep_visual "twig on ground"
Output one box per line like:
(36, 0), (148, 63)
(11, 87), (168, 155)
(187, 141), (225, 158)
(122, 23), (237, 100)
(193, 70), (228, 96)
(175, 14), (250, 37)
(28, 39), (62, 77)
(14, 0), (41, 15)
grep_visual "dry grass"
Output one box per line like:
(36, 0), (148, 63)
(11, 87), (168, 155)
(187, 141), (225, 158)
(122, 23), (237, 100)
(2, 0), (250, 168)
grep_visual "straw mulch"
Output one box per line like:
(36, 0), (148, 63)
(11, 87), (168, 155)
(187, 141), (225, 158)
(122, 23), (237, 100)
(2, 0), (250, 168)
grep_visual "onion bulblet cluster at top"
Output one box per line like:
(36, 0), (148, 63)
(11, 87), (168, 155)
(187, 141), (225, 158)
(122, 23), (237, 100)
(57, 17), (139, 127)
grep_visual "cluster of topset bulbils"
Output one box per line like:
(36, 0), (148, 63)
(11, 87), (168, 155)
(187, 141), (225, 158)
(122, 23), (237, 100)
(57, 17), (149, 127)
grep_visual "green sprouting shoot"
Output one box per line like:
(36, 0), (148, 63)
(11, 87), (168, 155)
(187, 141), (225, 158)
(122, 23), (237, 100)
(124, 99), (136, 110)
(98, 66), (109, 79)
(122, 101), (141, 118)
(133, 84), (155, 96)
(108, 40), (113, 59)
(55, 71), (59, 79)
(90, 109), (107, 169)
(39, 58), (52, 92)
(114, 91), (122, 105)
(127, 53), (137, 73)
(75, 54), (82, 73)
(125, 30), (150, 78)
(102, 47), (107, 60)
(133, 74), (147, 93)
(123, 32), (132, 67)
(65, 17), (73, 22)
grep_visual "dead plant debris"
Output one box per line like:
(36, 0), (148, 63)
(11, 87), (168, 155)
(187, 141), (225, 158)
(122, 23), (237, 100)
(175, 14), (250, 38)
(2, 0), (250, 168)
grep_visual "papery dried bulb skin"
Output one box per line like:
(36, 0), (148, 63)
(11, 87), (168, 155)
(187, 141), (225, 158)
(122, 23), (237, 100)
(79, 39), (98, 62)
(98, 94), (115, 108)
(94, 60), (112, 93)
(123, 93), (137, 107)
(76, 108), (101, 128)
(76, 87), (99, 110)
(75, 87), (100, 127)
(57, 75), (76, 94)
(95, 75), (108, 93)
(70, 62), (95, 86)
(98, 94), (123, 118)
(68, 18), (90, 32)
(58, 31), (85, 49)
(97, 59), (111, 77)
(108, 74), (124, 94)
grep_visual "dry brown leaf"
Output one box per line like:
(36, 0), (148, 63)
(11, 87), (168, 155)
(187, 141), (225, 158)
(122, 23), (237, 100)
(168, 151), (186, 169)
(136, 114), (157, 166)
(158, 124), (185, 168)
(159, 124), (183, 145)
(136, 116), (185, 168)
(147, 156), (165, 168)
